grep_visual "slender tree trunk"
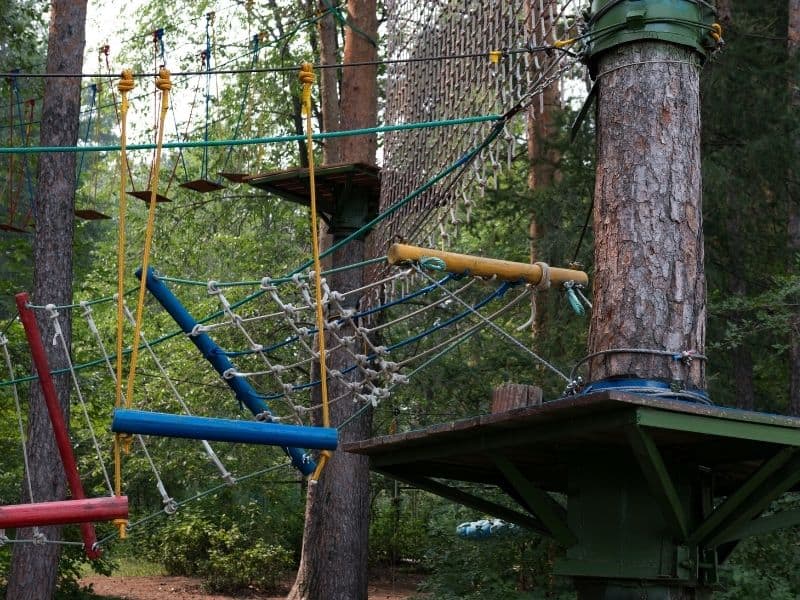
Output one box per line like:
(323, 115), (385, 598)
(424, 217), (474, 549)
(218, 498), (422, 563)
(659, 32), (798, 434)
(588, 42), (706, 390)
(6, 0), (85, 598)
(526, 0), (559, 336)
(289, 1), (377, 598)
(317, 0), (342, 164)
(786, 0), (800, 414)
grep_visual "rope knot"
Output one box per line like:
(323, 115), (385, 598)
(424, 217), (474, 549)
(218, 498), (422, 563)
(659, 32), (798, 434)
(155, 67), (172, 92)
(299, 63), (314, 116)
(118, 69), (135, 93)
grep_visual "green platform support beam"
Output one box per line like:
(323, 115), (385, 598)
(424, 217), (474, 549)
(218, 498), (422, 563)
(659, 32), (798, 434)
(494, 456), (577, 547)
(377, 468), (552, 537)
(626, 425), (688, 540)
(687, 447), (799, 546)
(715, 508), (800, 545)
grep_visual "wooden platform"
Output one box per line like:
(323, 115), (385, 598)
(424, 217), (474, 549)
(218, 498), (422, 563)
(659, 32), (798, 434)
(245, 162), (380, 218)
(345, 391), (800, 498)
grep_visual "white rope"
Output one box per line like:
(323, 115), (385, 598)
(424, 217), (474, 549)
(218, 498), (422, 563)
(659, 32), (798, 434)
(44, 305), (114, 495)
(0, 333), (43, 540)
(121, 301), (236, 485)
(80, 300), (177, 511)
(412, 268), (571, 383)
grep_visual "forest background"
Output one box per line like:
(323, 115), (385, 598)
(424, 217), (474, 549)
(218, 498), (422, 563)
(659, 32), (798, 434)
(0, 0), (798, 598)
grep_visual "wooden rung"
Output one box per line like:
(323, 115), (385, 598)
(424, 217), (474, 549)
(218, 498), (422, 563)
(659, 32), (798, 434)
(180, 179), (225, 193)
(112, 409), (338, 450)
(218, 172), (249, 183)
(0, 496), (128, 529)
(127, 190), (171, 203)
(75, 209), (111, 220)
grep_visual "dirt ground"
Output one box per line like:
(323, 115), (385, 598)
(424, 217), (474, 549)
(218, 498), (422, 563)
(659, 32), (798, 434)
(81, 573), (424, 600)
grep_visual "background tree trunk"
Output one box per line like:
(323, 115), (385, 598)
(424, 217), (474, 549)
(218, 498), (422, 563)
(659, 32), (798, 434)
(526, 0), (559, 337)
(5, 0), (86, 597)
(588, 42), (706, 390)
(317, 0), (342, 164)
(786, 0), (800, 414)
(289, 1), (377, 597)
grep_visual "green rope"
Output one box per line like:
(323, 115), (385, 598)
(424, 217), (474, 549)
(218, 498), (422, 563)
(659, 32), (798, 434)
(419, 256), (447, 271)
(0, 115), (500, 155)
(0, 116), (509, 389)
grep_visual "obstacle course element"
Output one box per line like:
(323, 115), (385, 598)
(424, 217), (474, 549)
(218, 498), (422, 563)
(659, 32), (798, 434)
(388, 243), (588, 287)
(246, 162), (380, 236)
(15, 293), (128, 558)
(181, 13), (225, 193)
(112, 410), (338, 449)
(0, 497), (129, 529)
(135, 266), (325, 475)
(457, 518), (519, 540)
(346, 391), (800, 592)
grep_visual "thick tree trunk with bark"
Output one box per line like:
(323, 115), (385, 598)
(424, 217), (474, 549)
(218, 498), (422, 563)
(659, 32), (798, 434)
(588, 42), (706, 390)
(289, 1), (377, 598)
(5, 0), (86, 598)
(786, 0), (800, 414)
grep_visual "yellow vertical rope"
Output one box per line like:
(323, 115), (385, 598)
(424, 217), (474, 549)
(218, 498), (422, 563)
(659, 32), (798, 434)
(113, 69), (134, 540)
(300, 63), (332, 481)
(124, 68), (171, 441)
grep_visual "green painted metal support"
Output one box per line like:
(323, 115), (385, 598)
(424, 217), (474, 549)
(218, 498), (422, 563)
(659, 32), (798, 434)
(716, 508), (800, 545)
(687, 447), (799, 545)
(635, 408), (800, 446)
(377, 468), (552, 537)
(626, 425), (688, 540)
(704, 452), (800, 547)
(493, 456), (577, 547)
(585, 0), (719, 66)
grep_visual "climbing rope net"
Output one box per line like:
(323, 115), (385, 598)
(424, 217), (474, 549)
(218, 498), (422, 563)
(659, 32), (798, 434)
(0, 0), (595, 551)
(371, 0), (583, 254)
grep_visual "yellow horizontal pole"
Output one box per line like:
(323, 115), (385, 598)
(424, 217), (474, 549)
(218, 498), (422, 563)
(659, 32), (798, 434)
(387, 244), (589, 287)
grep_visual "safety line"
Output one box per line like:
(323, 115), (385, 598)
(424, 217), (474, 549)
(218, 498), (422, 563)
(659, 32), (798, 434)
(0, 115), (500, 154)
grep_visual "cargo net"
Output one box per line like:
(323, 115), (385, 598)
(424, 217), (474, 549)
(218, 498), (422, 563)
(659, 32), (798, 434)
(371, 0), (583, 257)
(0, 260), (576, 548)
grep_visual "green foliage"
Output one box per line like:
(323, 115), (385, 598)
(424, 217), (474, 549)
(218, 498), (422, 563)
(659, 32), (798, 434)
(136, 498), (298, 593)
(415, 501), (574, 600)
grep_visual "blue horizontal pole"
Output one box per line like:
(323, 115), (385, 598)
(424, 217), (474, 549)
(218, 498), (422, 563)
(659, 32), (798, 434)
(136, 266), (317, 475)
(112, 409), (338, 450)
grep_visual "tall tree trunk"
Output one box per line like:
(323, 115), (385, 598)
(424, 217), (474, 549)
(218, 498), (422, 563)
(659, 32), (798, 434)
(588, 42), (706, 390)
(526, 0), (559, 337)
(289, 1), (377, 598)
(787, 0), (800, 414)
(5, 0), (86, 597)
(317, 0), (342, 164)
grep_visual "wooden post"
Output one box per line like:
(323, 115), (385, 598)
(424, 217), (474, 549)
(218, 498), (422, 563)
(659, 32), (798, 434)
(491, 383), (543, 413)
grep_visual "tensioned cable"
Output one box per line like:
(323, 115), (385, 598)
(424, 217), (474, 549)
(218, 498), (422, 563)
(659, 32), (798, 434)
(0, 45), (573, 81)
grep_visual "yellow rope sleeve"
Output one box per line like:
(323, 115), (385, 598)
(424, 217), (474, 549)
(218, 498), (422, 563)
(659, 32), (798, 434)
(113, 69), (135, 540)
(300, 63), (332, 481)
(123, 67), (171, 448)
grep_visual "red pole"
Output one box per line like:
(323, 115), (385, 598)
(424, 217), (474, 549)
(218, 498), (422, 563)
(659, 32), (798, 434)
(0, 496), (128, 529)
(15, 292), (101, 559)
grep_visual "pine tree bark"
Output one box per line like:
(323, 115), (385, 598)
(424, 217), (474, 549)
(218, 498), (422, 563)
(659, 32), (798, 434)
(5, 0), (86, 598)
(288, 1), (377, 598)
(786, 0), (800, 414)
(588, 42), (706, 389)
(526, 0), (560, 337)
(317, 0), (342, 164)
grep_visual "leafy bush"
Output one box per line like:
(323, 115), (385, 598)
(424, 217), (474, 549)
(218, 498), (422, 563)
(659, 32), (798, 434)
(415, 503), (575, 600)
(141, 500), (296, 594)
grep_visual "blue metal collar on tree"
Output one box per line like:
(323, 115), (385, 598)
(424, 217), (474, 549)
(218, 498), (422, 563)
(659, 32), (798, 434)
(583, 0), (719, 68)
